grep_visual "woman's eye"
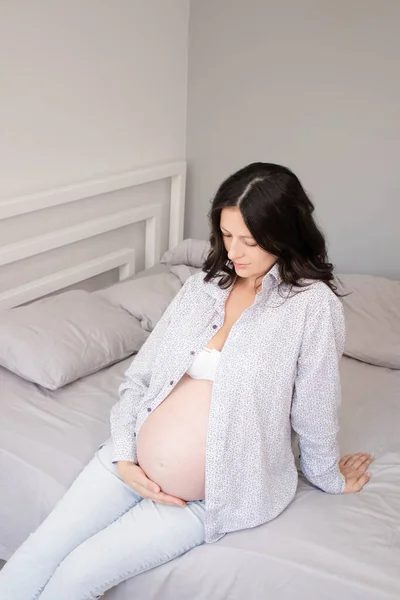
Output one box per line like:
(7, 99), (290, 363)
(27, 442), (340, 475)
(222, 233), (256, 247)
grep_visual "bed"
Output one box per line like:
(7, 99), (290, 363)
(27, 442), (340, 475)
(0, 166), (399, 599)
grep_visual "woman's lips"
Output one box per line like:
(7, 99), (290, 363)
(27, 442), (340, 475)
(233, 262), (249, 269)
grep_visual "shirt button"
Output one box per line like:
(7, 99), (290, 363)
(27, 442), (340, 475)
(212, 324), (218, 330)
(170, 380), (174, 385)
(147, 407), (152, 412)
(190, 351), (195, 355)
(133, 432), (136, 437)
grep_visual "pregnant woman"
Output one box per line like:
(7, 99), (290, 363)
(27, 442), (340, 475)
(0, 163), (373, 599)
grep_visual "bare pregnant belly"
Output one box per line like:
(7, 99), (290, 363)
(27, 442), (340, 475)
(136, 374), (212, 501)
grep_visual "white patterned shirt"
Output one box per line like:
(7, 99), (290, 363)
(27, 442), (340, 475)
(110, 263), (346, 543)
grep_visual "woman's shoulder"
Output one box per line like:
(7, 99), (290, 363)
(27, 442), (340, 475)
(181, 270), (206, 290)
(297, 280), (346, 351)
(290, 278), (343, 314)
(300, 282), (345, 338)
(185, 269), (217, 290)
(176, 270), (209, 301)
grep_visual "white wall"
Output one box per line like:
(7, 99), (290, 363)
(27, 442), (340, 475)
(186, 0), (400, 277)
(0, 0), (189, 199)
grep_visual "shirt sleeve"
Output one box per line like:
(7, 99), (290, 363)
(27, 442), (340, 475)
(290, 284), (347, 494)
(110, 276), (192, 463)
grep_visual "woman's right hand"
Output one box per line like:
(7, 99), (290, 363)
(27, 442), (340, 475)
(117, 461), (186, 507)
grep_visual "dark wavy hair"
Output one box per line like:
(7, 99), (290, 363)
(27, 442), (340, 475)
(203, 162), (344, 297)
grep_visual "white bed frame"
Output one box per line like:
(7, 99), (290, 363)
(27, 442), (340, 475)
(0, 162), (186, 310)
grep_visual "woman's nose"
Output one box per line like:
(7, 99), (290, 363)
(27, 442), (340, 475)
(228, 243), (244, 261)
(229, 253), (241, 261)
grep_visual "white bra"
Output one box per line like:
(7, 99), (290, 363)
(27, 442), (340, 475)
(186, 347), (221, 382)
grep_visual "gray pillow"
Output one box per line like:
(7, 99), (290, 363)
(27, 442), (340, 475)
(335, 274), (400, 369)
(160, 238), (210, 268)
(0, 290), (148, 390)
(96, 271), (183, 332)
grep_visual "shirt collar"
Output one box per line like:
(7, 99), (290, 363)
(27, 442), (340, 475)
(203, 261), (282, 303)
(262, 261), (281, 288)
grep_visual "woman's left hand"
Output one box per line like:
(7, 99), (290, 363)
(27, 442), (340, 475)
(340, 452), (374, 493)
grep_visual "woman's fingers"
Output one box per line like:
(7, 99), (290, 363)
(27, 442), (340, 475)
(344, 470), (373, 493)
(347, 452), (367, 465)
(152, 492), (186, 507)
(354, 455), (374, 473)
(346, 452), (372, 469)
(120, 464), (186, 506)
(126, 466), (186, 506)
(133, 468), (161, 494)
(133, 482), (186, 507)
(340, 455), (353, 467)
(354, 458), (374, 475)
(354, 472), (372, 492)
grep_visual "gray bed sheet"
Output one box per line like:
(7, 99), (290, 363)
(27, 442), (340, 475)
(1, 354), (399, 599)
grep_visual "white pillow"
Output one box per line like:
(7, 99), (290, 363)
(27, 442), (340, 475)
(0, 290), (148, 390)
(335, 274), (400, 369)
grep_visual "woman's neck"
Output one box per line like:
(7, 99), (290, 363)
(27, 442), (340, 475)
(233, 276), (262, 295)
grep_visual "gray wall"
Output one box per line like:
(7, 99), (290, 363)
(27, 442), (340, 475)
(0, 0), (190, 293)
(186, 0), (400, 277)
(0, 0), (189, 200)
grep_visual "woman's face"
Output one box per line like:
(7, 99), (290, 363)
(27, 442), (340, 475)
(220, 207), (277, 283)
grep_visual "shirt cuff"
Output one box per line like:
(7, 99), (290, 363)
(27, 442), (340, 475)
(111, 445), (137, 464)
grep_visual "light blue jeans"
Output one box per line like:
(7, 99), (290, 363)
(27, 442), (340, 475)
(0, 443), (206, 600)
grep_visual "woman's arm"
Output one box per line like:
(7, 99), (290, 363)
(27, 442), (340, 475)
(110, 276), (192, 463)
(290, 284), (346, 494)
